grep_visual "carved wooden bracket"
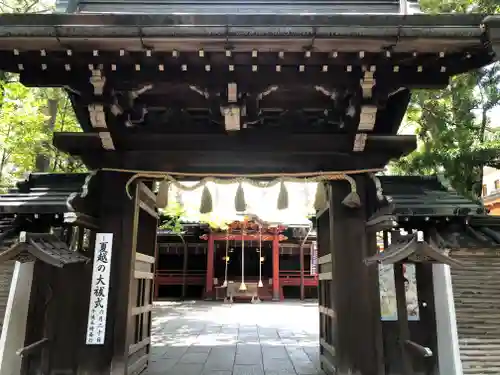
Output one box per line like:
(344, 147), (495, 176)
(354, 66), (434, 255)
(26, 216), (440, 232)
(0, 232), (89, 267)
(364, 231), (464, 268)
(485, 15), (500, 61)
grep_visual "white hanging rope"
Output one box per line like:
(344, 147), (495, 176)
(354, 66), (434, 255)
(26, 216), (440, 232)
(239, 229), (247, 291)
(258, 227), (263, 288)
(97, 167), (383, 200)
(222, 234), (229, 288)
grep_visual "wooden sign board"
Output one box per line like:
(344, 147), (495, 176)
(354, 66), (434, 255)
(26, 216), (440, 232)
(86, 233), (114, 345)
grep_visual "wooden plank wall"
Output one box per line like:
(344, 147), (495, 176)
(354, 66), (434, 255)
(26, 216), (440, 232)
(452, 249), (500, 375)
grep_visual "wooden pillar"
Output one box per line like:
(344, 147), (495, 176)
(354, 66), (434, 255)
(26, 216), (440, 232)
(327, 175), (382, 375)
(414, 263), (438, 373)
(205, 233), (214, 300)
(272, 234), (280, 301)
(0, 261), (34, 375)
(394, 263), (413, 375)
(74, 171), (159, 375)
(181, 241), (188, 300)
(154, 255), (159, 300)
(299, 245), (305, 300)
(433, 264), (462, 375)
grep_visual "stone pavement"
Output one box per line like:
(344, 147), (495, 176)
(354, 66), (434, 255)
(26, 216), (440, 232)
(145, 300), (325, 375)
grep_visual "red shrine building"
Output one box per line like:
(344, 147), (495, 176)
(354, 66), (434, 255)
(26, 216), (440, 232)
(155, 218), (318, 301)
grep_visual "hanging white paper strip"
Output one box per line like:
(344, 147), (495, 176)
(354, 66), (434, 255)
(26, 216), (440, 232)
(86, 233), (114, 345)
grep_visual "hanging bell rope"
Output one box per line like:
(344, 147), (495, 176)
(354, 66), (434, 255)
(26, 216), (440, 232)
(239, 229), (247, 292)
(235, 183), (247, 212)
(258, 227), (263, 288)
(342, 175), (361, 208)
(222, 233), (229, 288)
(369, 173), (384, 201)
(199, 184), (213, 214)
(277, 180), (289, 210)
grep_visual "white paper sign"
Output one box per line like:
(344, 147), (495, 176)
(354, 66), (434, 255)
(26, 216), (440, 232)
(86, 233), (113, 345)
(310, 242), (318, 276)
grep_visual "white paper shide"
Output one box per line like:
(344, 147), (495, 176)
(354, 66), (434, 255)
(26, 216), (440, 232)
(86, 233), (113, 345)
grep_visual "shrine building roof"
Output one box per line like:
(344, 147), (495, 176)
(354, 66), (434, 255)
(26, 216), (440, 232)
(377, 175), (486, 218)
(367, 176), (500, 247)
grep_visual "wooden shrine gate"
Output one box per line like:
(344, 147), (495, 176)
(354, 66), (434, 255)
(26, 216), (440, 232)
(123, 181), (158, 375)
(0, 172), (160, 375)
(97, 175), (160, 375)
(313, 174), (500, 375)
(316, 176), (384, 374)
(0, 8), (497, 375)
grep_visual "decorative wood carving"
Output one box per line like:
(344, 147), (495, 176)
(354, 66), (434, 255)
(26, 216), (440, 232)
(200, 233), (288, 242)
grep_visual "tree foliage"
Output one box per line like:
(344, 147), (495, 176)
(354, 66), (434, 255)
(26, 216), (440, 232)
(0, 0), (85, 190)
(159, 202), (186, 234)
(0, 83), (85, 189)
(390, 0), (500, 199)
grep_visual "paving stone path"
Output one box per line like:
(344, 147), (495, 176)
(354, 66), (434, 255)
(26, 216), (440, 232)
(145, 300), (325, 375)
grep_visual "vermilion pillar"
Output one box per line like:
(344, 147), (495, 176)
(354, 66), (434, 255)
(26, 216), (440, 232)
(272, 234), (280, 301)
(205, 233), (215, 299)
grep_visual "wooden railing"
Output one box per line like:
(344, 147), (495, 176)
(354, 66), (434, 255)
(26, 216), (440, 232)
(155, 269), (206, 277)
(279, 270), (317, 279)
(155, 269), (206, 285)
(279, 270), (318, 286)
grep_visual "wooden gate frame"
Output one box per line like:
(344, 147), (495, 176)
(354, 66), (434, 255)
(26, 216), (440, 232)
(119, 181), (159, 375)
(316, 175), (384, 375)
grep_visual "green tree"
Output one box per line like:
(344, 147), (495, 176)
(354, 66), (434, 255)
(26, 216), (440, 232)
(0, 82), (48, 187)
(0, 83), (85, 188)
(390, 0), (500, 199)
(0, 0), (85, 190)
(37, 88), (85, 173)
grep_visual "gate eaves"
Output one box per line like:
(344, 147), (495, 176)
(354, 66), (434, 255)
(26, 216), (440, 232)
(0, 232), (89, 267)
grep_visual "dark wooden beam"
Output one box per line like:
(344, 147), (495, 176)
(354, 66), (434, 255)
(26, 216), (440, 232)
(52, 131), (415, 174)
(79, 151), (410, 174)
(5, 50), (476, 69)
(51, 133), (415, 174)
(17, 65), (451, 91)
(53, 131), (415, 154)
